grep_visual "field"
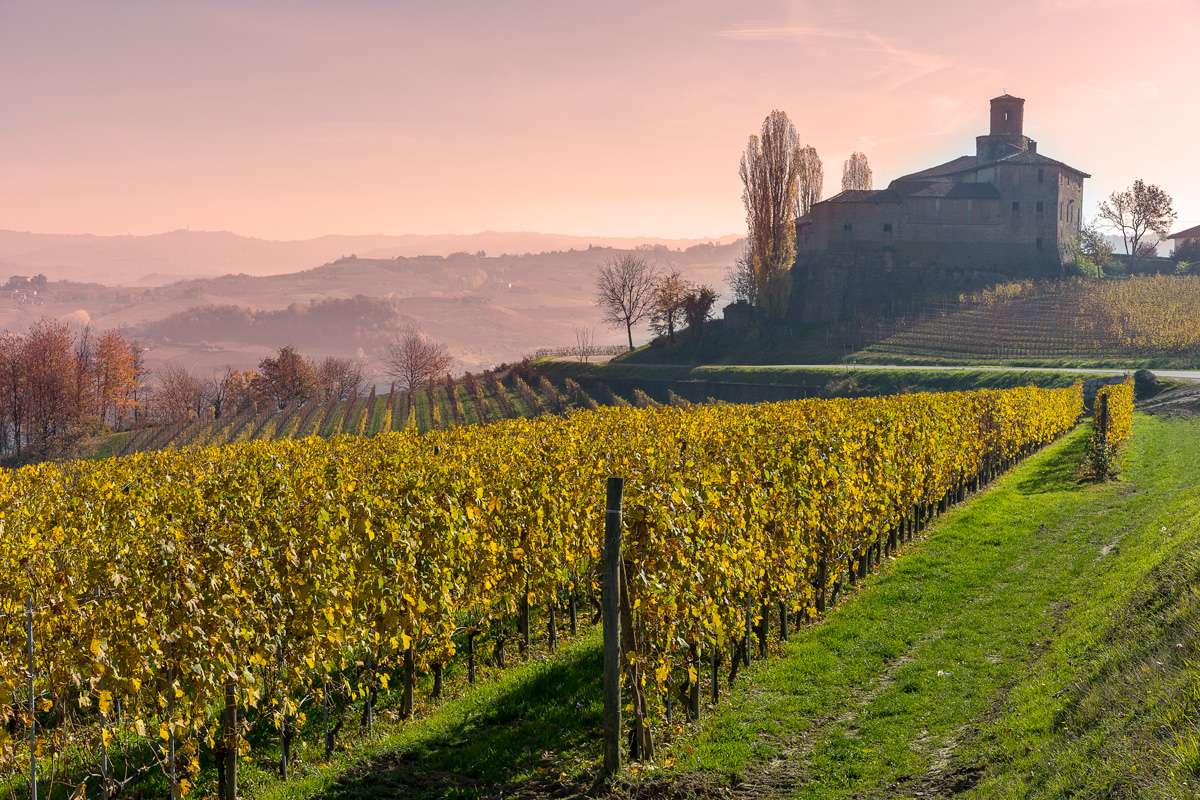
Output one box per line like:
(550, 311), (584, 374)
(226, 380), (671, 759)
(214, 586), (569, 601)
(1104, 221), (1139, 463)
(851, 275), (1200, 368)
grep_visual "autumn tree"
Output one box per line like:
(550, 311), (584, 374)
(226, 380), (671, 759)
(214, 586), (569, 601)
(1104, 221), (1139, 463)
(795, 145), (824, 219)
(93, 329), (140, 427)
(594, 253), (660, 350)
(24, 318), (77, 450)
(224, 370), (265, 415)
(259, 345), (318, 409)
(650, 269), (692, 344)
(1097, 179), (1177, 272)
(842, 151), (872, 191)
(737, 110), (802, 324)
(384, 324), (454, 401)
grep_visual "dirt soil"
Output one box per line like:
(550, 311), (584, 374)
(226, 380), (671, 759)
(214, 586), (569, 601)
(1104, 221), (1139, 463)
(1136, 383), (1200, 417)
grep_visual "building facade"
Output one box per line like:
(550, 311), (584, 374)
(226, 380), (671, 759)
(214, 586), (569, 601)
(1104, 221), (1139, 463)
(791, 95), (1089, 323)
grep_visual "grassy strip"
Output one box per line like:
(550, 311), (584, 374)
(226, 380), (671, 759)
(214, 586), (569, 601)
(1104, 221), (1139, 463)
(637, 414), (1200, 798)
(239, 634), (604, 800)
(537, 360), (1112, 395)
(853, 350), (1200, 370)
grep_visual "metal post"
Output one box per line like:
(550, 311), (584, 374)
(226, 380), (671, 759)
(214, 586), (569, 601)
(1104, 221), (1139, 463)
(167, 642), (176, 799)
(100, 675), (108, 800)
(27, 594), (36, 800)
(602, 477), (624, 779)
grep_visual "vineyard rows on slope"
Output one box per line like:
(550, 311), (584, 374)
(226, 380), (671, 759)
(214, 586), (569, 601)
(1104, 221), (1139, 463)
(842, 275), (1200, 363)
(113, 364), (652, 456)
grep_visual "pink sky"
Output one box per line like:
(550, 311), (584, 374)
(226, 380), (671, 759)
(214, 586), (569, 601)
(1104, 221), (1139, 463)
(2, 0), (1197, 241)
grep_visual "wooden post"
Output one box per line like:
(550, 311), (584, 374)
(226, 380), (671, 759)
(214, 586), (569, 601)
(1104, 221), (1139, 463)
(400, 646), (415, 719)
(1099, 393), (1109, 449)
(569, 590), (578, 637)
(688, 643), (701, 720)
(602, 477), (623, 779)
(710, 648), (720, 703)
(467, 631), (477, 685)
(519, 590), (530, 657)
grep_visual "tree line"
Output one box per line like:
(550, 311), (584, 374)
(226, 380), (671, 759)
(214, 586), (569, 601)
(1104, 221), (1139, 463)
(0, 312), (459, 462)
(0, 319), (144, 459)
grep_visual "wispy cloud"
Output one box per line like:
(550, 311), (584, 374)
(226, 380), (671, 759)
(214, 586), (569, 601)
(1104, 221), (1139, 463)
(718, 23), (952, 91)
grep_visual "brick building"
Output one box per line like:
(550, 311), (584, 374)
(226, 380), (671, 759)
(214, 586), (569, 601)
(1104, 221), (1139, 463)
(791, 94), (1089, 323)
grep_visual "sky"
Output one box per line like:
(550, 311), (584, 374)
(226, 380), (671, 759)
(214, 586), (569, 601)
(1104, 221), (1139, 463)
(1, 0), (1198, 241)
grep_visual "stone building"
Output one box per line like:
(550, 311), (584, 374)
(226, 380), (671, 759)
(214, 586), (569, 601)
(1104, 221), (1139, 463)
(791, 94), (1089, 323)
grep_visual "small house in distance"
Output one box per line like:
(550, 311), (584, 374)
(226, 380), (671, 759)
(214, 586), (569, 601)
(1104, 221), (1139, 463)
(792, 94), (1090, 323)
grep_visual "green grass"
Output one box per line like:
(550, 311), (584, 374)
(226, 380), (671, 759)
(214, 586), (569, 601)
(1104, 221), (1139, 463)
(615, 319), (845, 366)
(636, 414), (1200, 798)
(238, 634), (605, 800)
(537, 360), (1115, 397)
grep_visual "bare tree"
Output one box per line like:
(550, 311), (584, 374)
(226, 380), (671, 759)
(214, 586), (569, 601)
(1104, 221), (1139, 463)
(794, 145), (824, 220)
(572, 325), (597, 362)
(738, 110), (802, 323)
(156, 361), (207, 422)
(207, 367), (234, 420)
(594, 254), (660, 350)
(842, 151), (872, 191)
(1096, 179), (1177, 272)
(384, 324), (454, 400)
(315, 355), (367, 402)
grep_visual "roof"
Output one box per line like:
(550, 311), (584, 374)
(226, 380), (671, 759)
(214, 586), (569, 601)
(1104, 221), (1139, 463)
(896, 150), (1090, 182)
(1169, 224), (1200, 240)
(991, 149), (1091, 177)
(896, 156), (979, 182)
(889, 180), (1002, 200)
(992, 93), (1025, 102)
(819, 189), (901, 205)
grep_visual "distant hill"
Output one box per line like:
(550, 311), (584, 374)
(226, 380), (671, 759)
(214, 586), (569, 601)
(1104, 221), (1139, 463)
(0, 229), (743, 286)
(0, 241), (744, 376)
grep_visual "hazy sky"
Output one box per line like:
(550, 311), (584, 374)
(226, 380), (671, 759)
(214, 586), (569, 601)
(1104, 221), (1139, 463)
(2, 0), (1197, 240)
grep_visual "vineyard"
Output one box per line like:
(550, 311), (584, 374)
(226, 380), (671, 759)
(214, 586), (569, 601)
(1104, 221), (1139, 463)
(0, 382), (1085, 798)
(848, 275), (1200, 364)
(111, 365), (656, 456)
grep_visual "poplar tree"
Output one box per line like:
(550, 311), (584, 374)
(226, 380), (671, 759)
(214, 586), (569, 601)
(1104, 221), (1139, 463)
(738, 110), (802, 324)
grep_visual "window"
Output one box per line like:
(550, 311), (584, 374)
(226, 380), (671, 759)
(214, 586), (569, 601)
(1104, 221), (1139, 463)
(1012, 201), (1020, 218)
(1005, 111), (1010, 121)
(1059, 202), (1064, 221)
(1036, 237), (1044, 251)
(1036, 201), (1044, 214)
(843, 223), (853, 231)
(1038, 168), (1044, 184)
(883, 223), (892, 232)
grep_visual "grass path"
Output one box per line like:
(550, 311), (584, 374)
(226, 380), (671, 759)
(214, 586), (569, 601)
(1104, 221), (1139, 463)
(648, 413), (1200, 798)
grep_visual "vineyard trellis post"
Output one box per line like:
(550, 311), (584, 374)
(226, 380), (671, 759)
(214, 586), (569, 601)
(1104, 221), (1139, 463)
(1099, 393), (1109, 449)
(27, 594), (36, 800)
(601, 477), (623, 779)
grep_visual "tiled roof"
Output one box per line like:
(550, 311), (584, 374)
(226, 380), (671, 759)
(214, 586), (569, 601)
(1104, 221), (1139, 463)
(819, 189), (901, 204)
(895, 155), (978, 181)
(889, 180), (1002, 199)
(991, 149), (1091, 177)
(1168, 224), (1200, 240)
(895, 150), (1090, 181)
